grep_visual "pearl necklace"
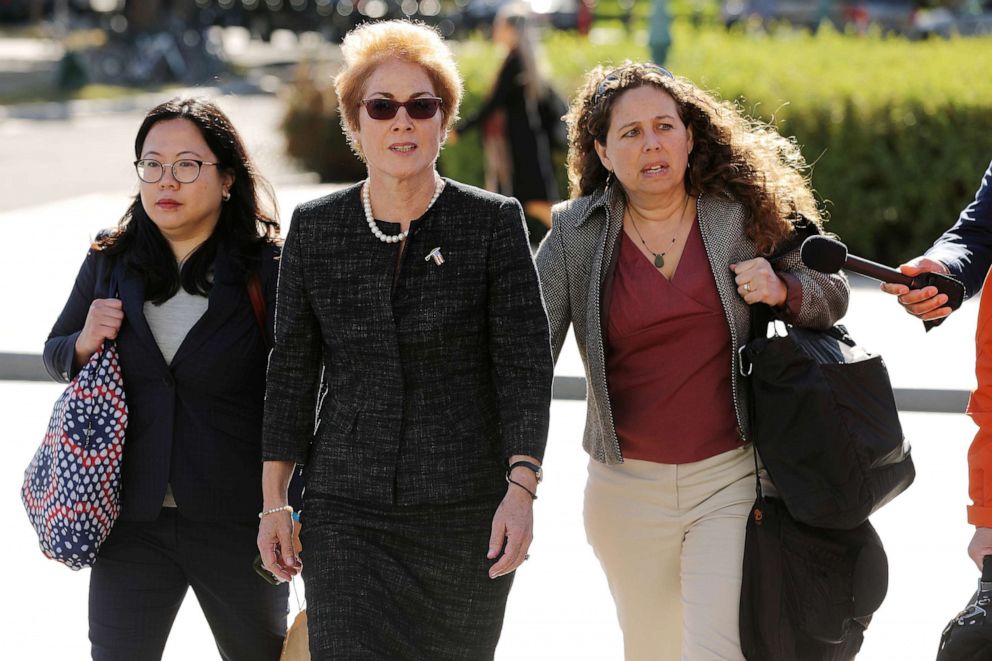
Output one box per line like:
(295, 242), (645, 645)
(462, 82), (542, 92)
(362, 175), (446, 244)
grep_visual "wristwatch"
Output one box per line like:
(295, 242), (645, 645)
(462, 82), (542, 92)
(508, 460), (543, 484)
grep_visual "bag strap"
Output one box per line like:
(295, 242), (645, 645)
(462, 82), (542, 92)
(98, 268), (122, 353)
(747, 303), (774, 502)
(747, 373), (764, 502)
(247, 271), (271, 350)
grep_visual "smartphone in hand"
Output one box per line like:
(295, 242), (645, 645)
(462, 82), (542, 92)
(252, 554), (281, 586)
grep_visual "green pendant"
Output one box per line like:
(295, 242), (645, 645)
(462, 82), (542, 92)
(654, 254), (665, 268)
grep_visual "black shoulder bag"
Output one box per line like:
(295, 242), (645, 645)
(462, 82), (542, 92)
(739, 305), (899, 659)
(738, 232), (915, 659)
(739, 305), (915, 530)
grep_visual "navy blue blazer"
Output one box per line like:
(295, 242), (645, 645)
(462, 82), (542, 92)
(927, 160), (992, 299)
(43, 239), (280, 522)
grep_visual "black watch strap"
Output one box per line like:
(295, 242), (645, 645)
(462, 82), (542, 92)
(508, 460), (543, 483)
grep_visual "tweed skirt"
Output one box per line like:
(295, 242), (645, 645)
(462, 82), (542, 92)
(300, 493), (514, 661)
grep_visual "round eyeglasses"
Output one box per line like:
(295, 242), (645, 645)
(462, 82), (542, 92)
(134, 158), (219, 184)
(361, 97), (443, 121)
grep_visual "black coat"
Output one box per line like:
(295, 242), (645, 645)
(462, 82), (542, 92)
(43, 240), (280, 522)
(262, 180), (553, 506)
(459, 48), (559, 204)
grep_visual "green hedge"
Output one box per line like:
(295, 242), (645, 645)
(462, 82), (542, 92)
(282, 24), (992, 262)
(674, 24), (992, 263)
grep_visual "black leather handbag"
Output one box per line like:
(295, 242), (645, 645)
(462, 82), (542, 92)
(740, 310), (915, 529)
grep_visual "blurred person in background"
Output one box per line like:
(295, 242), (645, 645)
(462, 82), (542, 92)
(456, 3), (560, 229)
(535, 61), (848, 660)
(256, 20), (552, 660)
(43, 96), (287, 661)
(648, 0), (673, 65)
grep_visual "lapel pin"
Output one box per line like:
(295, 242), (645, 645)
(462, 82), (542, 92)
(426, 247), (445, 266)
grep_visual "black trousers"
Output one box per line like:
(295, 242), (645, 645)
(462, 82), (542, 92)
(88, 508), (288, 661)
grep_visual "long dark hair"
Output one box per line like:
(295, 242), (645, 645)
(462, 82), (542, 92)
(97, 97), (280, 304)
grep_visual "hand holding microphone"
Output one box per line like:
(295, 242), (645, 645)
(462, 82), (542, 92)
(879, 257), (954, 322)
(800, 236), (965, 329)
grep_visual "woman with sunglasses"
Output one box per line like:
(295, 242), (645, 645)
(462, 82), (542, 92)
(535, 62), (849, 659)
(256, 20), (552, 660)
(43, 97), (287, 660)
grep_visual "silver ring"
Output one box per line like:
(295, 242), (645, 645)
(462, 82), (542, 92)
(744, 283), (751, 293)
(523, 554), (530, 561)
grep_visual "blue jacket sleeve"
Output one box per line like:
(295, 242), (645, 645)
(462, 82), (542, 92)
(42, 247), (101, 383)
(925, 160), (992, 300)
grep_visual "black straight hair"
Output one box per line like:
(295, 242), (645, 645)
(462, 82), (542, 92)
(97, 97), (280, 304)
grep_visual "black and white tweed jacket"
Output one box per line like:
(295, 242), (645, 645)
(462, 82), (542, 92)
(263, 179), (553, 505)
(535, 184), (849, 465)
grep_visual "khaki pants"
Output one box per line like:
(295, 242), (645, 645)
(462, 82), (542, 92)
(584, 445), (762, 661)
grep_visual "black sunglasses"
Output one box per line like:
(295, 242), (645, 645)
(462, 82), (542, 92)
(593, 64), (675, 103)
(361, 97), (443, 121)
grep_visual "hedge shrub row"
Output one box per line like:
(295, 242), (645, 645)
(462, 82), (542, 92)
(282, 24), (992, 262)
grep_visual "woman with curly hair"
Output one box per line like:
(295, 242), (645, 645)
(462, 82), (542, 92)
(535, 62), (850, 660)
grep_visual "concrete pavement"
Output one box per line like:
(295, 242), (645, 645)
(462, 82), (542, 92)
(0, 383), (981, 660)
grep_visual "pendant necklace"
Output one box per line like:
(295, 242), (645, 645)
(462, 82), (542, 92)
(628, 196), (690, 269)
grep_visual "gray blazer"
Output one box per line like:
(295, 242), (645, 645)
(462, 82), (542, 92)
(535, 184), (849, 465)
(263, 180), (553, 505)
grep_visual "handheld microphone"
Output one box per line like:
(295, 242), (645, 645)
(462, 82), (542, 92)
(800, 235), (965, 325)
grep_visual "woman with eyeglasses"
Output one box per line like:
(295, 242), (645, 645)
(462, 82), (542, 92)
(42, 97), (287, 660)
(256, 20), (552, 660)
(534, 62), (849, 659)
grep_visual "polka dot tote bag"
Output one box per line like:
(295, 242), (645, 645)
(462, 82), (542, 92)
(21, 340), (127, 570)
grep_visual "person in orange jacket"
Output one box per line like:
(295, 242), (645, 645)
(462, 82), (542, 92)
(969, 268), (992, 569)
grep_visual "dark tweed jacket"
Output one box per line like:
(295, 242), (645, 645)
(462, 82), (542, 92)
(535, 184), (850, 465)
(262, 179), (553, 506)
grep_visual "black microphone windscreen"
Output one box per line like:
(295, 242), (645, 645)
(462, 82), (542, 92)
(801, 236), (848, 274)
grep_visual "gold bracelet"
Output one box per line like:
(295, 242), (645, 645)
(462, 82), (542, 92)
(258, 505), (294, 519)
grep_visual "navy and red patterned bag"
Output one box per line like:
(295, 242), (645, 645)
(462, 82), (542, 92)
(21, 340), (127, 570)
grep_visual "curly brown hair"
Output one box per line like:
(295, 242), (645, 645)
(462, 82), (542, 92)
(565, 62), (822, 255)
